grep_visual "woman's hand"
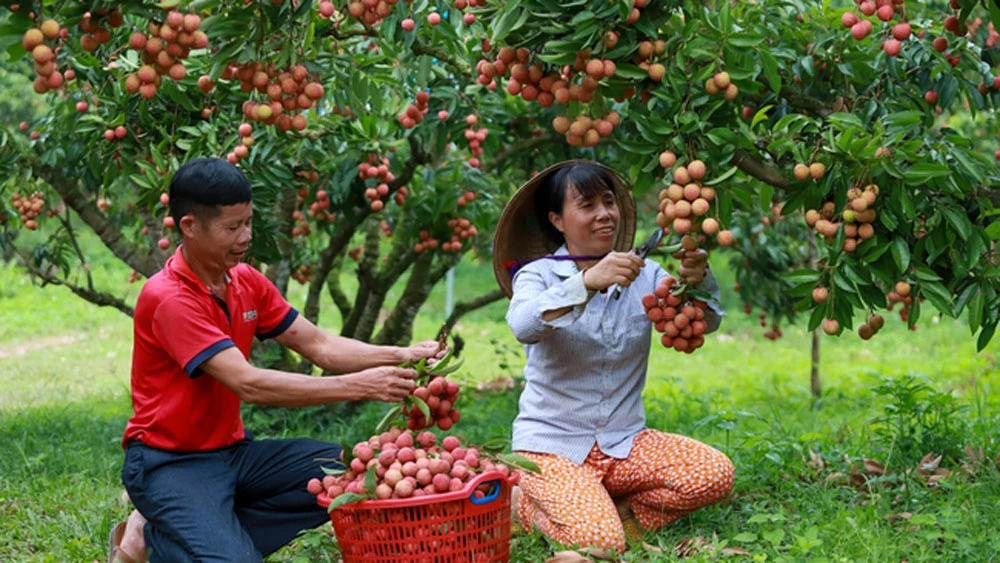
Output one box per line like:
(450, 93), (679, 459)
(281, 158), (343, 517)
(582, 251), (644, 292)
(672, 248), (710, 286)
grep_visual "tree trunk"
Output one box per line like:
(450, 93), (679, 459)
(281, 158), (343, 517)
(807, 230), (821, 399)
(373, 252), (461, 346)
(810, 328), (821, 398)
(304, 213), (362, 324)
(265, 185), (300, 295)
(326, 254), (352, 323)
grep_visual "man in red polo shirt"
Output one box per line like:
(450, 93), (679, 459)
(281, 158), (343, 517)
(111, 158), (442, 563)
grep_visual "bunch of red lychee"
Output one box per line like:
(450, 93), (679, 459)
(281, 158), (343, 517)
(642, 276), (710, 354)
(10, 191), (45, 230)
(358, 155), (397, 211)
(398, 91), (430, 129)
(306, 428), (517, 503)
(23, 19), (71, 95)
(413, 230), (441, 254)
(442, 218), (477, 253)
(123, 11), (208, 100)
(346, 0), (400, 26)
(462, 115), (488, 168)
(704, 71), (738, 100)
(220, 62), (323, 130)
(291, 264), (313, 285)
(805, 184), (879, 252)
(78, 7), (123, 52)
(656, 158), (734, 247)
(402, 376), (461, 431)
(551, 112), (620, 148)
(886, 280), (914, 324)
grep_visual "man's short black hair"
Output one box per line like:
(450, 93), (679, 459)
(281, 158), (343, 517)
(169, 157), (253, 230)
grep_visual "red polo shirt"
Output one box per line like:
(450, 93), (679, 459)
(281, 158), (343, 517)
(123, 246), (297, 451)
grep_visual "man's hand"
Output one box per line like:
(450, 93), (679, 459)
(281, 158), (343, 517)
(400, 340), (448, 365)
(672, 248), (710, 286)
(352, 366), (418, 402)
(583, 251), (644, 292)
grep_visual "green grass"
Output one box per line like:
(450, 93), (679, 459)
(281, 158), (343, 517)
(2, 247), (1000, 562)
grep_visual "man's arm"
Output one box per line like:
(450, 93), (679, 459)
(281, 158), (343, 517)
(272, 315), (441, 373)
(200, 347), (417, 407)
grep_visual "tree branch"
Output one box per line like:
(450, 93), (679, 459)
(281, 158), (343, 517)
(436, 288), (506, 339)
(779, 87), (835, 118)
(11, 240), (134, 317)
(411, 39), (473, 78)
(32, 162), (162, 277)
(733, 148), (790, 190)
(485, 133), (562, 173)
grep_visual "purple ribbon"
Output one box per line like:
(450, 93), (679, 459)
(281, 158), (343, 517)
(504, 253), (608, 277)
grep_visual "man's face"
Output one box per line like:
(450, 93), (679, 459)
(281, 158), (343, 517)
(184, 202), (253, 270)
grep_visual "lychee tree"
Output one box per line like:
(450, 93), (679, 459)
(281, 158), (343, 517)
(0, 0), (998, 364)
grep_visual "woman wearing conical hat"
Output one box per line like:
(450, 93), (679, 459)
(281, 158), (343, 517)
(494, 160), (734, 553)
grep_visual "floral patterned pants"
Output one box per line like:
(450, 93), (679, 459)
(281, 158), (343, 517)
(515, 429), (734, 553)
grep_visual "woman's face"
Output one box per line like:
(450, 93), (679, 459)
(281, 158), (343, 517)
(548, 185), (619, 256)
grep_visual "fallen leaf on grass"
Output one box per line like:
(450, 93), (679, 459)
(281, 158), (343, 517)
(883, 512), (913, 521)
(807, 449), (825, 471)
(546, 550), (591, 563)
(916, 453), (942, 475)
(863, 458), (885, 476)
(675, 536), (708, 558)
(674, 535), (750, 558)
(642, 542), (663, 553)
(476, 375), (515, 392)
(580, 547), (615, 560)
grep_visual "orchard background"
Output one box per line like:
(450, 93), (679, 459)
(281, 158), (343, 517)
(1, 0), (1000, 561)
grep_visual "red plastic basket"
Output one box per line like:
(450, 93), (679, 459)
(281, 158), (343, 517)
(316, 470), (512, 562)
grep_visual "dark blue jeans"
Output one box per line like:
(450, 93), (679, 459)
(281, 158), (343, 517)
(122, 436), (343, 562)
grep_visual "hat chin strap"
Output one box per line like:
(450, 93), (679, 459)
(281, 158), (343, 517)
(504, 252), (609, 277)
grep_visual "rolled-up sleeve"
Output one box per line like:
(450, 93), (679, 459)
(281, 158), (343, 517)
(507, 267), (591, 344)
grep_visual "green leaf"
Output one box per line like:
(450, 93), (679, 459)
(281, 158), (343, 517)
(891, 237), (910, 272)
(758, 48), (781, 93)
(985, 221), (1000, 240)
(733, 532), (758, 542)
(902, 163), (951, 185)
(941, 207), (971, 241)
(912, 265), (942, 282)
(424, 346), (453, 372)
(968, 289), (984, 333)
(919, 281), (954, 317)
(759, 183), (773, 211)
(499, 453), (541, 473)
(491, 6), (523, 44)
(977, 320), (997, 352)
(807, 303), (826, 332)
(427, 357), (464, 377)
(783, 269), (820, 284)
(701, 166), (737, 189)
(374, 405), (402, 435)
(411, 395), (431, 421)
(327, 492), (367, 512)
(363, 464), (378, 496)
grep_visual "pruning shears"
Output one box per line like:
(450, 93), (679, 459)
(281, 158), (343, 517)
(612, 228), (664, 300)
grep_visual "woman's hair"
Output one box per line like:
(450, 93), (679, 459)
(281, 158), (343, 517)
(534, 162), (618, 247)
(169, 157), (253, 230)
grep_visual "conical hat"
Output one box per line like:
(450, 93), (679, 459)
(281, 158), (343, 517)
(492, 160), (637, 299)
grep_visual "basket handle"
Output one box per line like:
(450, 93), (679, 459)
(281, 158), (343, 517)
(468, 479), (502, 505)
